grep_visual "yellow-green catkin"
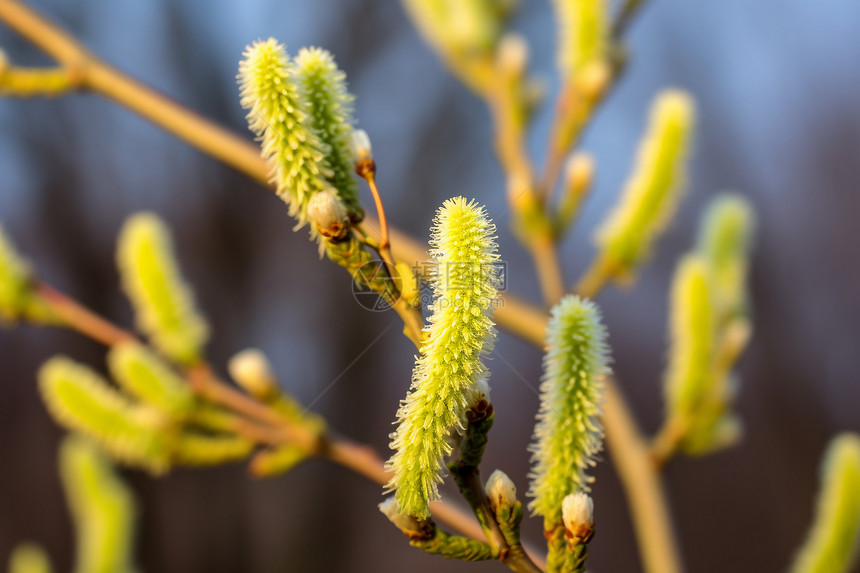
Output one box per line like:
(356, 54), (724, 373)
(791, 433), (860, 573)
(697, 193), (755, 317)
(39, 357), (171, 474)
(250, 444), (309, 478)
(116, 213), (208, 365)
(663, 254), (742, 454)
(401, 0), (505, 93)
(107, 342), (195, 419)
(7, 544), (52, 573)
(403, 0), (502, 58)
(385, 197), (500, 518)
(173, 433), (254, 466)
(528, 295), (608, 526)
(550, 0), (608, 78)
(594, 90), (695, 281)
(238, 39), (332, 231)
(293, 47), (363, 221)
(60, 436), (137, 573)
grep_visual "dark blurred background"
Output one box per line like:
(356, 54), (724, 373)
(1, 0), (859, 571)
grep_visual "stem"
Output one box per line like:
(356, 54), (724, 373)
(650, 420), (685, 470)
(573, 256), (614, 298)
(35, 282), (135, 345)
(527, 234), (565, 306)
(603, 381), (683, 573)
(613, 0), (647, 39)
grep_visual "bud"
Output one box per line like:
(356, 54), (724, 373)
(228, 348), (278, 400)
(468, 375), (491, 409)
(497, 33), (529, 77)
(349, 129), (375, 178)
(349, 128), (372, 164)
(562, 492), (594, 543)
(564, 153), (594, 193)
(307, 188), (349, 241)
(557, 153), (595, 232)
(485, 469), (517, 511)
(378, 497), (432, 539)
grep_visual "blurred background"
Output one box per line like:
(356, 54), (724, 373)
(1, 0), (859, 571)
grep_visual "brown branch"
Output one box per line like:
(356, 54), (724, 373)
(603, 381), (683, 573)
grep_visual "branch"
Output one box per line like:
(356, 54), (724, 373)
(33, 279), (542, 564)
(0, 3), (677, 571)
(603, 381), (682, 573)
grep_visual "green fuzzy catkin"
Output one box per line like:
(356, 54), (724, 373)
(107, 342), (195, 419)
(791, 433), (860, 573)
(7, 544), (52, 573)
(550, 0), (608, 78)
(664, 256), (714, 424)
(663, 254), (742, 454)
(60, 436), (137, 573)
(528, 295), (608, 525)
(386, 197), (500, 518)
(116, 213), (208, 365)
(251, 444), (309, 477)
(697, 193), (755, 317)
(173, 433), (254, 466)
(594, 90), (695, 279)
(293, 47), (363, 221)
(403, 0), (502, 58)
(238, 39), (332, 231)
(39, 356), (171, 474)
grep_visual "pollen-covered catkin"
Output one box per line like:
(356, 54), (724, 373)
(238, 39), (331, 229)
(294, 47), (363, 221)
(385, 197), (500, 518)
(116, 213), (208, 365)
(550, 0), (608, 78)
(60, 436), (137, 573)
(39, 356), (171, 474)
(594, 90), (695, 281)
(790, 433), (860, 573)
